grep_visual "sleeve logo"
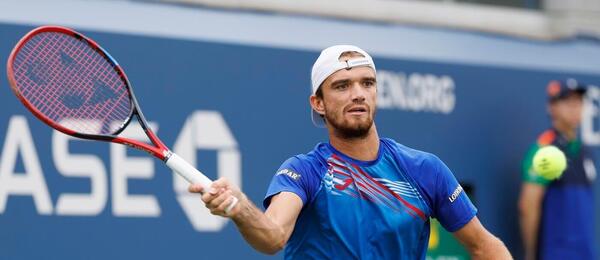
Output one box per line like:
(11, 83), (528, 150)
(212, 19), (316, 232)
(448, 185), (463, 203)
(276, 169), (301, 181)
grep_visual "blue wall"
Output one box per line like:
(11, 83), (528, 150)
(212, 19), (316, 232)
(0, 16), (599, 259)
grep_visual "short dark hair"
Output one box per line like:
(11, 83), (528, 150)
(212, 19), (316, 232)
(315, 84), (324, 99)
(339, 51), (364, 60)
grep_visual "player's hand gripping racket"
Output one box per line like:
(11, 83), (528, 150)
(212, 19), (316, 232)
(6, 25), (238, 214)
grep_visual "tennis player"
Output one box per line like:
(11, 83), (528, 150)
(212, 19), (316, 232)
(189, 45), (512, 259)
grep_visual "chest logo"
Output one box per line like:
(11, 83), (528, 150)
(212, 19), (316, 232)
(325, 154), (426, 220)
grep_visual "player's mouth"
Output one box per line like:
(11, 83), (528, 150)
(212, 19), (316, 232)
(346, 105), (368, 116)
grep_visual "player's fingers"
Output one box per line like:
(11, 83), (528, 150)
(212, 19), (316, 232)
(201, 188), (222, 204)
(188, 184), (204, 194)
(211, 177), (230, 191)
(213, 195), (237, 217)
(211, 190), (233, 210)
(209, 179), (229, 195)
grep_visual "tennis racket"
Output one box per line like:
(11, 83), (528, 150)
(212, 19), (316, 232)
(6, 25), (238, 213)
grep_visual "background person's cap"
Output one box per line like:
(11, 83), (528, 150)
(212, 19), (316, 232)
(310, 45), (376, 127)
(547, 78), (587, 102)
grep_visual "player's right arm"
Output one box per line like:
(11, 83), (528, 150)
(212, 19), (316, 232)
(189, 180), (303, 255)
(518, 183), (545, 260)
(231, 191), (302, 254)
(195, 156), (314, 254)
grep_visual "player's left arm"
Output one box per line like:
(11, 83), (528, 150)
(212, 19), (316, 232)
(452, 216), (513, 259)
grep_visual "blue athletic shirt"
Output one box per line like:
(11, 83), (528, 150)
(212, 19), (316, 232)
(263, 138), (477, 259)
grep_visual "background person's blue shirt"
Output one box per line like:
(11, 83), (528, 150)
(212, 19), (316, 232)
(264, 138), (477, 259)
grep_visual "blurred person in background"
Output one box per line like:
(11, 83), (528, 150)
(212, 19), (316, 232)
(518, 79), (597, 260)
(190, 45), (512, 259)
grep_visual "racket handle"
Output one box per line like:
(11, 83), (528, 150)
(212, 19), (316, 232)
(165, 152), (239, 214)
(165, 152), (213, 190)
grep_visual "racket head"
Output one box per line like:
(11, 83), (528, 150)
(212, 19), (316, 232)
(7, 25), (169, 160)
(7, 25), (134, 139)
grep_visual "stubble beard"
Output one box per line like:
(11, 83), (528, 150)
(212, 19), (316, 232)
(325, 110), (374, 140)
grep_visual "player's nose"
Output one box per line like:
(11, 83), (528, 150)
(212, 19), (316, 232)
(349, 83), (367, 102)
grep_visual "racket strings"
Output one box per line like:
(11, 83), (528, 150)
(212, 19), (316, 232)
(12, 32), (132, 135)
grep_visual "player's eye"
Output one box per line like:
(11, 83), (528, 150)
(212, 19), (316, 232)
(333, 83), (348, 90)
(363, 80), (375, 87)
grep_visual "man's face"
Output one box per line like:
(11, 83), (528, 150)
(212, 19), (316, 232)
(549, 93), (584, 129)
(313, 66), (377, 138)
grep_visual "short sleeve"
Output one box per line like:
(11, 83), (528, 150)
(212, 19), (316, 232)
(522, 144), (551, 186)
(430, 157), (477, 232)
(263, 156), (320, 209)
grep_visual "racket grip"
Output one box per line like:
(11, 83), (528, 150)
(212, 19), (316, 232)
(166, 152), (239, 214)
(165, 152), (213, 190)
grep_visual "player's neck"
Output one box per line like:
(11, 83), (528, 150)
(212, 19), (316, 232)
(329, 125), (380, 161)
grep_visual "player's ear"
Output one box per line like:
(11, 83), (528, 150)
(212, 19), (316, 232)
(310, 95), (325, 116)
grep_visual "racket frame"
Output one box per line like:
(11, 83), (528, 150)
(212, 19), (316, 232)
(6, 25), (170, 161)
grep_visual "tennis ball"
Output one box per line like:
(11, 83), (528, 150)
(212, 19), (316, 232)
(532, 145), (567, 180)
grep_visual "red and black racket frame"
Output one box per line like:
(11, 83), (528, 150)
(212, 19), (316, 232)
(6, 25), (172, 161)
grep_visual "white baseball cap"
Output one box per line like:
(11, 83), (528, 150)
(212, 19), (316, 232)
(310, 45), (376, 127)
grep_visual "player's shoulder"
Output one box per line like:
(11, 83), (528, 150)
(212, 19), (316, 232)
(381, 138), (442, 168)
(279, 143), (330, 171)
(381, 138), (451, 193)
